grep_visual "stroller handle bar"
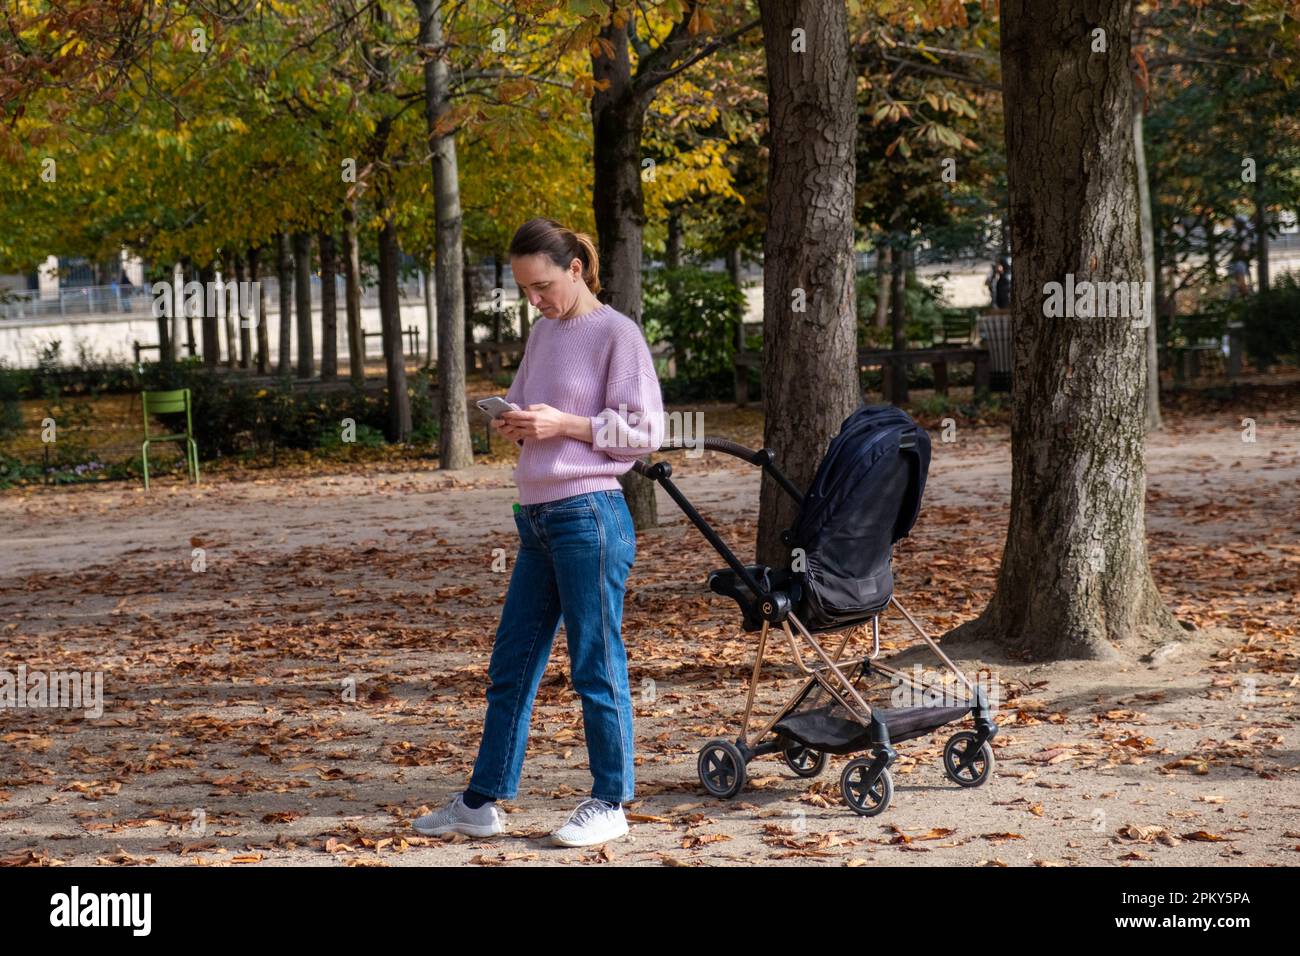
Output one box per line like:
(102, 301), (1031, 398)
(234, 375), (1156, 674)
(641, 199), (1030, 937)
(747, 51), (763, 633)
(627, 437), (806, 624)
(631, 437), (805, 506)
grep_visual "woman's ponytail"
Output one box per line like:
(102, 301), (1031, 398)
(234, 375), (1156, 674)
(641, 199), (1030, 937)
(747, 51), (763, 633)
(573, 232), (601, 295)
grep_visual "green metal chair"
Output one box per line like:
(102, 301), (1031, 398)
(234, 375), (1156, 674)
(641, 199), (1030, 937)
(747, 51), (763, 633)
(141, 388), (199, 490)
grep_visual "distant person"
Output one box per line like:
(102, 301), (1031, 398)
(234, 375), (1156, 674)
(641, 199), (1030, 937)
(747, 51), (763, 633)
(987, 261), (1003, 307)
(995, 255), (1012, 308)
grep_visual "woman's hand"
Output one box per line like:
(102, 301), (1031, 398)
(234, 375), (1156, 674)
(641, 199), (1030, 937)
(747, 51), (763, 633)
(496, 404), (591, 442)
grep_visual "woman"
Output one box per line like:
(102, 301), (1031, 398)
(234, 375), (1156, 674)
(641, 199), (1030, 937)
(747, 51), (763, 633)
(415, 217), (664, 847)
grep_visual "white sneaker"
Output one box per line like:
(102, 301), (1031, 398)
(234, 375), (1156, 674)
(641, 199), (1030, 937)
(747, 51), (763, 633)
(549, 798), (629, 847)
(412, 792), (504, 838)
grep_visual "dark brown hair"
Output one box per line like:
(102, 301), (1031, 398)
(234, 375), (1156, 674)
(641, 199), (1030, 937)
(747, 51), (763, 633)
(508, 217), (601, 295)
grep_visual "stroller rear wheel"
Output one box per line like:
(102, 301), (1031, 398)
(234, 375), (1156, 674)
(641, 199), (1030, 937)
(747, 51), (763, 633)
(782, 744), (827, 778)
(698, 739), (747, 799)
(943, 731), (994, 787)
(841, 760), (893, 816)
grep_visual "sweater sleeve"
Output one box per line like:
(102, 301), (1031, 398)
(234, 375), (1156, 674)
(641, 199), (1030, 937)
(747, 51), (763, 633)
(589, 330), (664, 460)
(503, 347), (526, 446)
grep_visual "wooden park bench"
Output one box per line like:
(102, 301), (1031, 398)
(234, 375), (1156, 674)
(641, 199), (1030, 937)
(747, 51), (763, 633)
(466, 340), (524, 376)
(362, 325), (420, 358)
(733, 345), (990, 405)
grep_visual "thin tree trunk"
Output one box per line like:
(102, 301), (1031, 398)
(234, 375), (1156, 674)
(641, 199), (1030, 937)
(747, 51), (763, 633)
(220, 254), (237, 368)
(199, 261), (218, 367)
(1255, 180), (1269, 293)
(415, 0), (472, 468)
(423, 263), (435, 367)
(341, 204), (365, 384)
(293, 232), (314, 378)
(666, 207), (683, 269)
(874, 243), (892, 328)
(755, 0), (860, 566)
(234, 253), (251, 370)
(377, 207), (411, 441)
(248, 246), (269, 375)
(319, 230), (338, 381)
(727, 245), (747, 407)
(277, 233), (293, 378)
(1132, 89), (1161, 430)
(947, 0), (1179, 661)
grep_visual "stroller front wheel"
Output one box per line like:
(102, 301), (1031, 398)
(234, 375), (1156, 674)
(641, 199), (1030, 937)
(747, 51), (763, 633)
(841, 760), (893, 816)
(698, 739), (747, 799)
(943, 731), (995, 787)
(782, 744), (828, 778)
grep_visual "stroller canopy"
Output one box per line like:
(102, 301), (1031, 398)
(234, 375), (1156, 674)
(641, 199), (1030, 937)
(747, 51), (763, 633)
(789, 404), (931, 630)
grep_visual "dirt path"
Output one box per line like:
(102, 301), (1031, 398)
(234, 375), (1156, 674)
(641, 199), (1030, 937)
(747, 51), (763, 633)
(0, 407), (1296, 866)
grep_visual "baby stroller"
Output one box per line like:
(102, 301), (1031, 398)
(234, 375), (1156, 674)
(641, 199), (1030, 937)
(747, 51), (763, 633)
(631, 404), (997, 816)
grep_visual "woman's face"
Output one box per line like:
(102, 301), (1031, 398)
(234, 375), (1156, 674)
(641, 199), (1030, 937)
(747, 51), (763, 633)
(511, 253), (581, 319)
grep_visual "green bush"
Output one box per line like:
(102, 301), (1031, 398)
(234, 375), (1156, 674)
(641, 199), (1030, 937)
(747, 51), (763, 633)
(139, 364), (389, 457)
(643, 267), (746, 385)
(1238, 272), (1300, 365)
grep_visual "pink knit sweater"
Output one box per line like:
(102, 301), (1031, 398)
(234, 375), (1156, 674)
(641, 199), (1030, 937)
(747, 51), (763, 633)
(505, 302), (665, 505)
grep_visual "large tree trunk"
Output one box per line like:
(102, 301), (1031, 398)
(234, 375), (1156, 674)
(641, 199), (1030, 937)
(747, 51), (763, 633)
(755, 0), (860, 567)
(592, 11), (657, 529)
(948, 0), (1179, 661)
(248, 246), (270, 375)
(377, 207), (411, 441)
(319, 230), (338, 381)
(293, 232), (314, 378)
(341, 203), (365, 384)
(1132, 89), (1161, 430)
(199, 261), (218, 367)
(277, 232), (293, 378)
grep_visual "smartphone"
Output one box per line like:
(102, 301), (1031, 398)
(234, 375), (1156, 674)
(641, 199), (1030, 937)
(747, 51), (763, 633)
(476, 396), (519, 420)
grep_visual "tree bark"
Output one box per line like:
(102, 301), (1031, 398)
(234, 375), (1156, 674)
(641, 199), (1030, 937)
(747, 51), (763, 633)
(319, 230), (338, 381)
(341, 203), (365, 385)
(755, 0), (860, 567)
(415, 0), (473, 468)
(277, 233), (293, 378)
(293, 232), (314, 378)
(947, 0), (1179, 661)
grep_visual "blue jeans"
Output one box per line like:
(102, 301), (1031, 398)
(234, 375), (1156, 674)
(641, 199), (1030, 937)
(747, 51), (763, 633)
(468, 489), (637, 805)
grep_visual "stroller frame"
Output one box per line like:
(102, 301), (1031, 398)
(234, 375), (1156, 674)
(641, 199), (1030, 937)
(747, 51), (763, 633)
(631, 435), (998, 816)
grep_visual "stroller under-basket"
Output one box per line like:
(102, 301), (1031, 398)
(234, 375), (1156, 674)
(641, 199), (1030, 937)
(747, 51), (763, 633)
(631, 404), (998, 816)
